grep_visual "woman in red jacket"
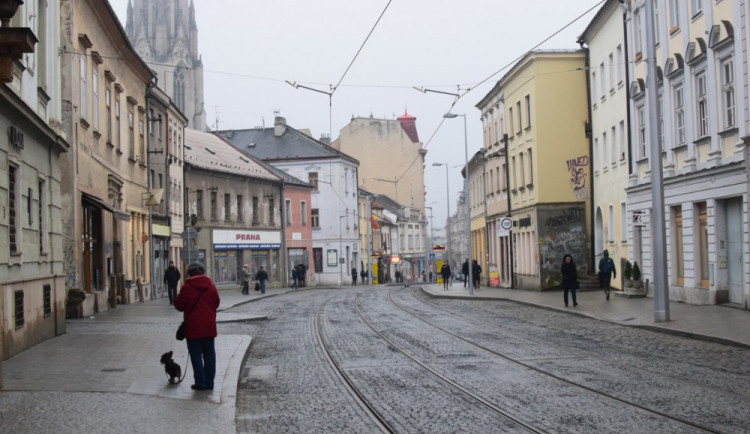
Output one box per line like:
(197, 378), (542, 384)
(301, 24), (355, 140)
(174, 262), (220, 391)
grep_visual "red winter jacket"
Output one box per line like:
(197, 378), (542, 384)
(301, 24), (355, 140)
(174, 274), (220, 339)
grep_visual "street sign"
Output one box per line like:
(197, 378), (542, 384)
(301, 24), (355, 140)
(497, 217), (513, 236)
(180, 245), (200, 263)
(429, 253), (436, 260)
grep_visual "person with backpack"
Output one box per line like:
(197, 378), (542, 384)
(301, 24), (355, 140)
(598, 249), (617, 300)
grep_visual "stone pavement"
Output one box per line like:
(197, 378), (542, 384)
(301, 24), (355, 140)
(420, 282), (750, 348)
(0, 285), (294, 433)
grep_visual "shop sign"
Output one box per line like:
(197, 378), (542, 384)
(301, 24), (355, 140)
(213, 229), (281, 249)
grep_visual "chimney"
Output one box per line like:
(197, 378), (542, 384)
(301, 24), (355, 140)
(274, 116), (286, 137)
(319, 133), (330, 145)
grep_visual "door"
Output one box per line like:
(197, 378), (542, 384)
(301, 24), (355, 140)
(726, 198), (743, 304)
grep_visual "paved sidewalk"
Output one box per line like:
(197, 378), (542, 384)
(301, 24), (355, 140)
(0, 285), (293, 433)
(420, 282), (750, 348)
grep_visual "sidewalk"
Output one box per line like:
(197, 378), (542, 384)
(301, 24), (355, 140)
(420, 282), (750, 348)
(0, 285), (291, 433)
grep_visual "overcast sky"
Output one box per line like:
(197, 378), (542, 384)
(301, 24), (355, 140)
(110, 0), (603, 228)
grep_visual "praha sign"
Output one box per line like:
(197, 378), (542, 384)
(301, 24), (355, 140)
(213, 229), (281, 250)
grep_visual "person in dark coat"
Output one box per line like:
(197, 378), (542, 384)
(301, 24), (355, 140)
(351, 267), (358, 286)
(472, 260), (482, 290)
(561, 254), (579, 307)
(440, 263), (451, 290)
(598, 249), (617, 300)
(296, 263), (307, 287)
(291, 267), (298, 290)
(360, 269), (367, 284)
(256, 266), (268, 294)
(163, 261), (181, 305)
(462, 260), (469, 287)
(174, 262), (220, 391)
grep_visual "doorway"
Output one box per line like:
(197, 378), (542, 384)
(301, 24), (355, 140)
(726, 198), (743, 304)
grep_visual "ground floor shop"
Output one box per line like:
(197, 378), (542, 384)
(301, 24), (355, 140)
(486, 216), (513, 288)
(627, 164), (748, 308)
(211, 229), (283, 288)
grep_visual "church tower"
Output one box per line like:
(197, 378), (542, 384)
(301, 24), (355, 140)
(126, 0), (207, 130)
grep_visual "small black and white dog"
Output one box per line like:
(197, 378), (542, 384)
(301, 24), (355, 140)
(160, 351), (182, 384)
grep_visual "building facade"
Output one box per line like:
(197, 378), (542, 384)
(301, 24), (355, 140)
(466, 151), (488, 285)
(125, 0), (206, 130)
(1, 0), (69, 364)
(477, 50), (591, 290)
(624, 0), (749, 307)
(579, 0), (632, 290)
(60, 0), (156, 313)
(184, 129), (283, 287)
(217, 117), (360, 286)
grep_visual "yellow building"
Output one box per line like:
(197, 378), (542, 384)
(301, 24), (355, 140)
(477, 50), (590, 290)
(466, 152), (487, 285)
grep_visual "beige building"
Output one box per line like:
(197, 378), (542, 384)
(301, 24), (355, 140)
(60, 0), (155, 314)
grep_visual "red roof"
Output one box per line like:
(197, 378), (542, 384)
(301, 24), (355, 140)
(397, 110), (419, 143)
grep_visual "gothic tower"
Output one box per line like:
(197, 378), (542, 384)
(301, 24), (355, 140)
(126, 0), (207, 130)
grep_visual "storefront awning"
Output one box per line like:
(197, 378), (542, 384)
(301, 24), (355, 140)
(82, 193), (131, 222)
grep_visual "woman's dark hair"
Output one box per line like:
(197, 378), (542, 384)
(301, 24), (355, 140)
(563, 254), (573, 262)
(187, 262), (205, 276)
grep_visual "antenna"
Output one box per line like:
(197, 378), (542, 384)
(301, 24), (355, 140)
(213, 106), (220, 131)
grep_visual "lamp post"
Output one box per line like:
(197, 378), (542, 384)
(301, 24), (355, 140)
(444, 112), (473, 295)
(339, 213), (347, 287)
(432, 163), (452, 269)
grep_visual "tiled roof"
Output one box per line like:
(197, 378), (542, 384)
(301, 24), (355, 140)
(184, 128), (280, 182)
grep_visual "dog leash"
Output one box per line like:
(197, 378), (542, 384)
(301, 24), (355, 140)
(177, 353), (190, 383)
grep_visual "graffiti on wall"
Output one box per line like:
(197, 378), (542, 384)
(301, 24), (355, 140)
(566, 155), (589, 198)
(538, 206), (588, 288)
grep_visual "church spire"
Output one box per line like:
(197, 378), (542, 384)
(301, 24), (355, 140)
(125, 0), (133, 38)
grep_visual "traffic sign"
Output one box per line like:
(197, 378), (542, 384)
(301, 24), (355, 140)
(497, 217), (513, 236)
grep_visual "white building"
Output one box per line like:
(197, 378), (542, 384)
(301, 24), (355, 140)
(216, 117), (360, 286)
(624, 0), (749, 307)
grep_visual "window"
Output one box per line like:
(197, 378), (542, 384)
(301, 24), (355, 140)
(269, 197), (275, 225)
(500, 163), (506, 191)
(600, 62), (606, 98)
(285, 199), (292, 226)
(80, 54), (87, 119)
(673, 83), (685, 144)
(210, 191), (217, 220)
(637, 105), (646, 158)
(511, 155), (517, 192)
(657, 91), (664, 150)
(14, 290), (24, 328)
(669, 0), (680, 31)
(634, 9), (642, 54)
(690, 0), (702, 17)
(697, 203), (708, 287)
(92, 69), (99, 129)
(602, 131), (608, 167)
(149, 109), (154, 135)
(721, 57), (735, 129)
(311, 208), (320, 228)
(128, 111), (135, 158)
(196, 190), (203, 219)
(608, 53), (614, 91)
(524, 95), (531, 128)
(139, 119), (144, 160)
(508, 107), (514, 135)
(105, 88), (112, 142)
(237, 195), (243, 222)
(611, 126), (617, 165)
(608, 204), (615, 242)
(38, 179), (46, 254)
(308, 172), (318, 191)
(673, 206), (684, 284)
(344, 169), (349, 193)
(620, 202), (627, 242)
(224, 194), (230, 221)
(174, 69), (185, 112)
(115, 97), (121, 149)
(519, 152), (525, 186)
(8, 164), (19, 254)
(695, 72), (708, 137)
(252, 196), (259, 224)
(515, 101), (522, 133)
(594, 138), (600, 171)
(591, 72), (597, 102)
(43, 284), (51, 317)
(616, 44), (623, 83)
(527, 149), (534, 185)
(619, 121), (626, 160)
(301, 201), (307, 226)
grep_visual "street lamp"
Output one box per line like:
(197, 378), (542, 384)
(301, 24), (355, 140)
(444, 112), (473, 295)
(339, 213), (347, 287)
(432, 162), (452, 271)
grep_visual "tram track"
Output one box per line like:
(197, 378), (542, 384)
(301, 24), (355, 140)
(382, 287), (723, 434)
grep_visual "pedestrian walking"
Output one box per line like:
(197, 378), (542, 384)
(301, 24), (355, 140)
(440, 263), (451, 290)
(351, 267), (358, 286)
(256, 266), (268, 294)
(428, 270), (433, 283)
(394, 270), (401, 283)
(239, 264), (251, 294)
(291, 267), (298, 290)
(360, 269), (366, 284)
(174, 262), (220, 391)
(598, 249), (617, 300)
(163, 261), (181, 305)
(296, 264), (307, 287)
(472, 260), (482, 291)
(561, 254), (579, 307)
(462, 260), (469, 287)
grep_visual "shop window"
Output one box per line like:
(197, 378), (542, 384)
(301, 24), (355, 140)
(697, 203), (709, 287)
(673, 206), (684, 284)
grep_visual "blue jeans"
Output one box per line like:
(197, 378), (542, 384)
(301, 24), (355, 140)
(259, 279), (266, 294)
(187, 337), (216, 389)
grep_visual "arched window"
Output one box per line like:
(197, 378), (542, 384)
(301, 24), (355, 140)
(174, 69), (185, 112)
